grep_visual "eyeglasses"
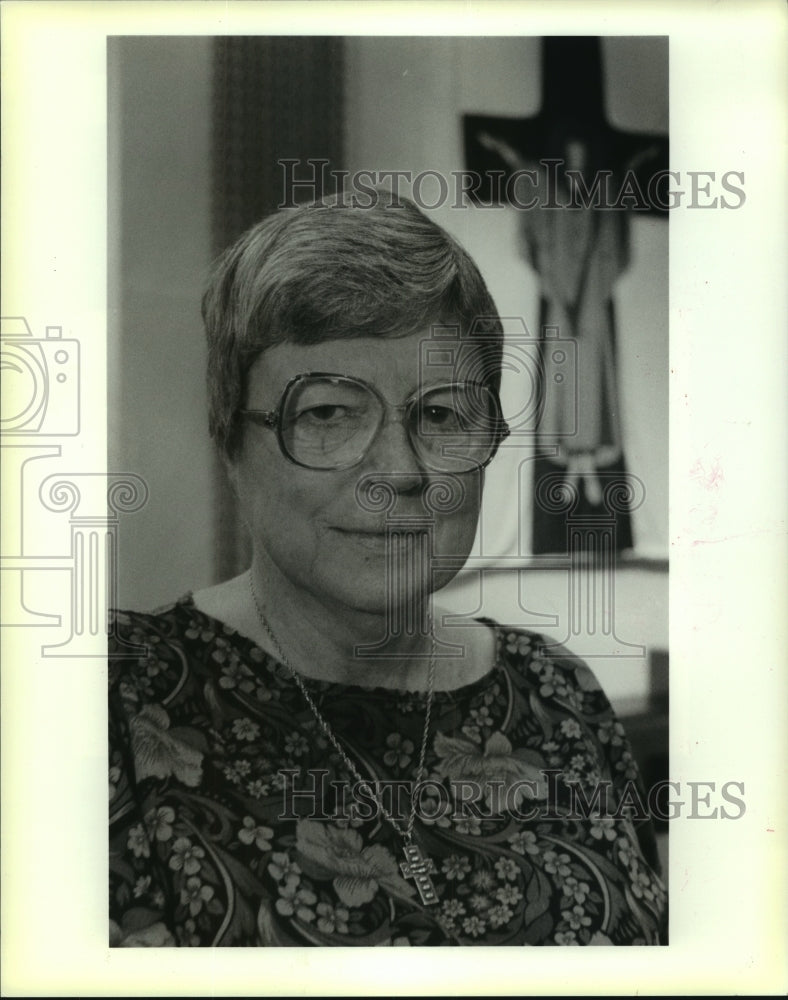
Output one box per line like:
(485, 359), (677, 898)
(238, 372), (510, 472)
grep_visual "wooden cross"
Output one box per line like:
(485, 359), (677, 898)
(463, 37), (668, 555)
(463, 37), (668, 215)
(400, 842), (439, 906)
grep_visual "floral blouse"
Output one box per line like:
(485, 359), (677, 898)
(108, 595), (667, 947)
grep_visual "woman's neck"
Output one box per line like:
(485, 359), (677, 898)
(191, 566), (497, 692)
(255, 563), (438, 688)
(194, 565), (437, 689)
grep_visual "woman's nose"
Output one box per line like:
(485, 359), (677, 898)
(363, 411), (426, 490)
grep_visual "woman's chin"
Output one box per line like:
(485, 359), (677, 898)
(313, 572), (432, 621)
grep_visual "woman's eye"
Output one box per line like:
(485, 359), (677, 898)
(301, 405), (347, 423)
(423, 405), (457, 427)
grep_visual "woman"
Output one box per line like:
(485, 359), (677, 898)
(109, 191), (666, 946)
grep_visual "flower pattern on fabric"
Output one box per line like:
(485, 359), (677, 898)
(294, 820), (415, 907)
(108, 597), (667, 947)
(129, 705), (204, 787)
(433, 729), (549, 812)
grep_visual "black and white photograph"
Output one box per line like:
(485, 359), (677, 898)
(107, 32), (671, 949)
(2, 0), (786, 994)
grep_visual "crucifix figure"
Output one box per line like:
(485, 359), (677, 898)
(463, 37), (668, 555)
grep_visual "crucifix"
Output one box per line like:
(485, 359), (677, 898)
(463, 37), (668, 555)
(400, 841), (439, 905)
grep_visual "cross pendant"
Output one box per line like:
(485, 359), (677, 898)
(400, 842), (439, 906)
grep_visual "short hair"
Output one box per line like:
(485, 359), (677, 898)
(202, 190), (503, 459)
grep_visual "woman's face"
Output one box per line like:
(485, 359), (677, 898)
(229, 329), (485, 618)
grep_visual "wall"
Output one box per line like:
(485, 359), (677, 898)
(108, 37), (215, 610)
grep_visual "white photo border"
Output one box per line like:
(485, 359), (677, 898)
(2, 0), (786, 995)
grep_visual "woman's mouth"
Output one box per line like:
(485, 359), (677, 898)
(331, 527), (390, 551)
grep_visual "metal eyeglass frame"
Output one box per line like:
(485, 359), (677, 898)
(237, 371), (510, 472)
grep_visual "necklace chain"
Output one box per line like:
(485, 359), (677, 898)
(247, 572), (436, 846)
